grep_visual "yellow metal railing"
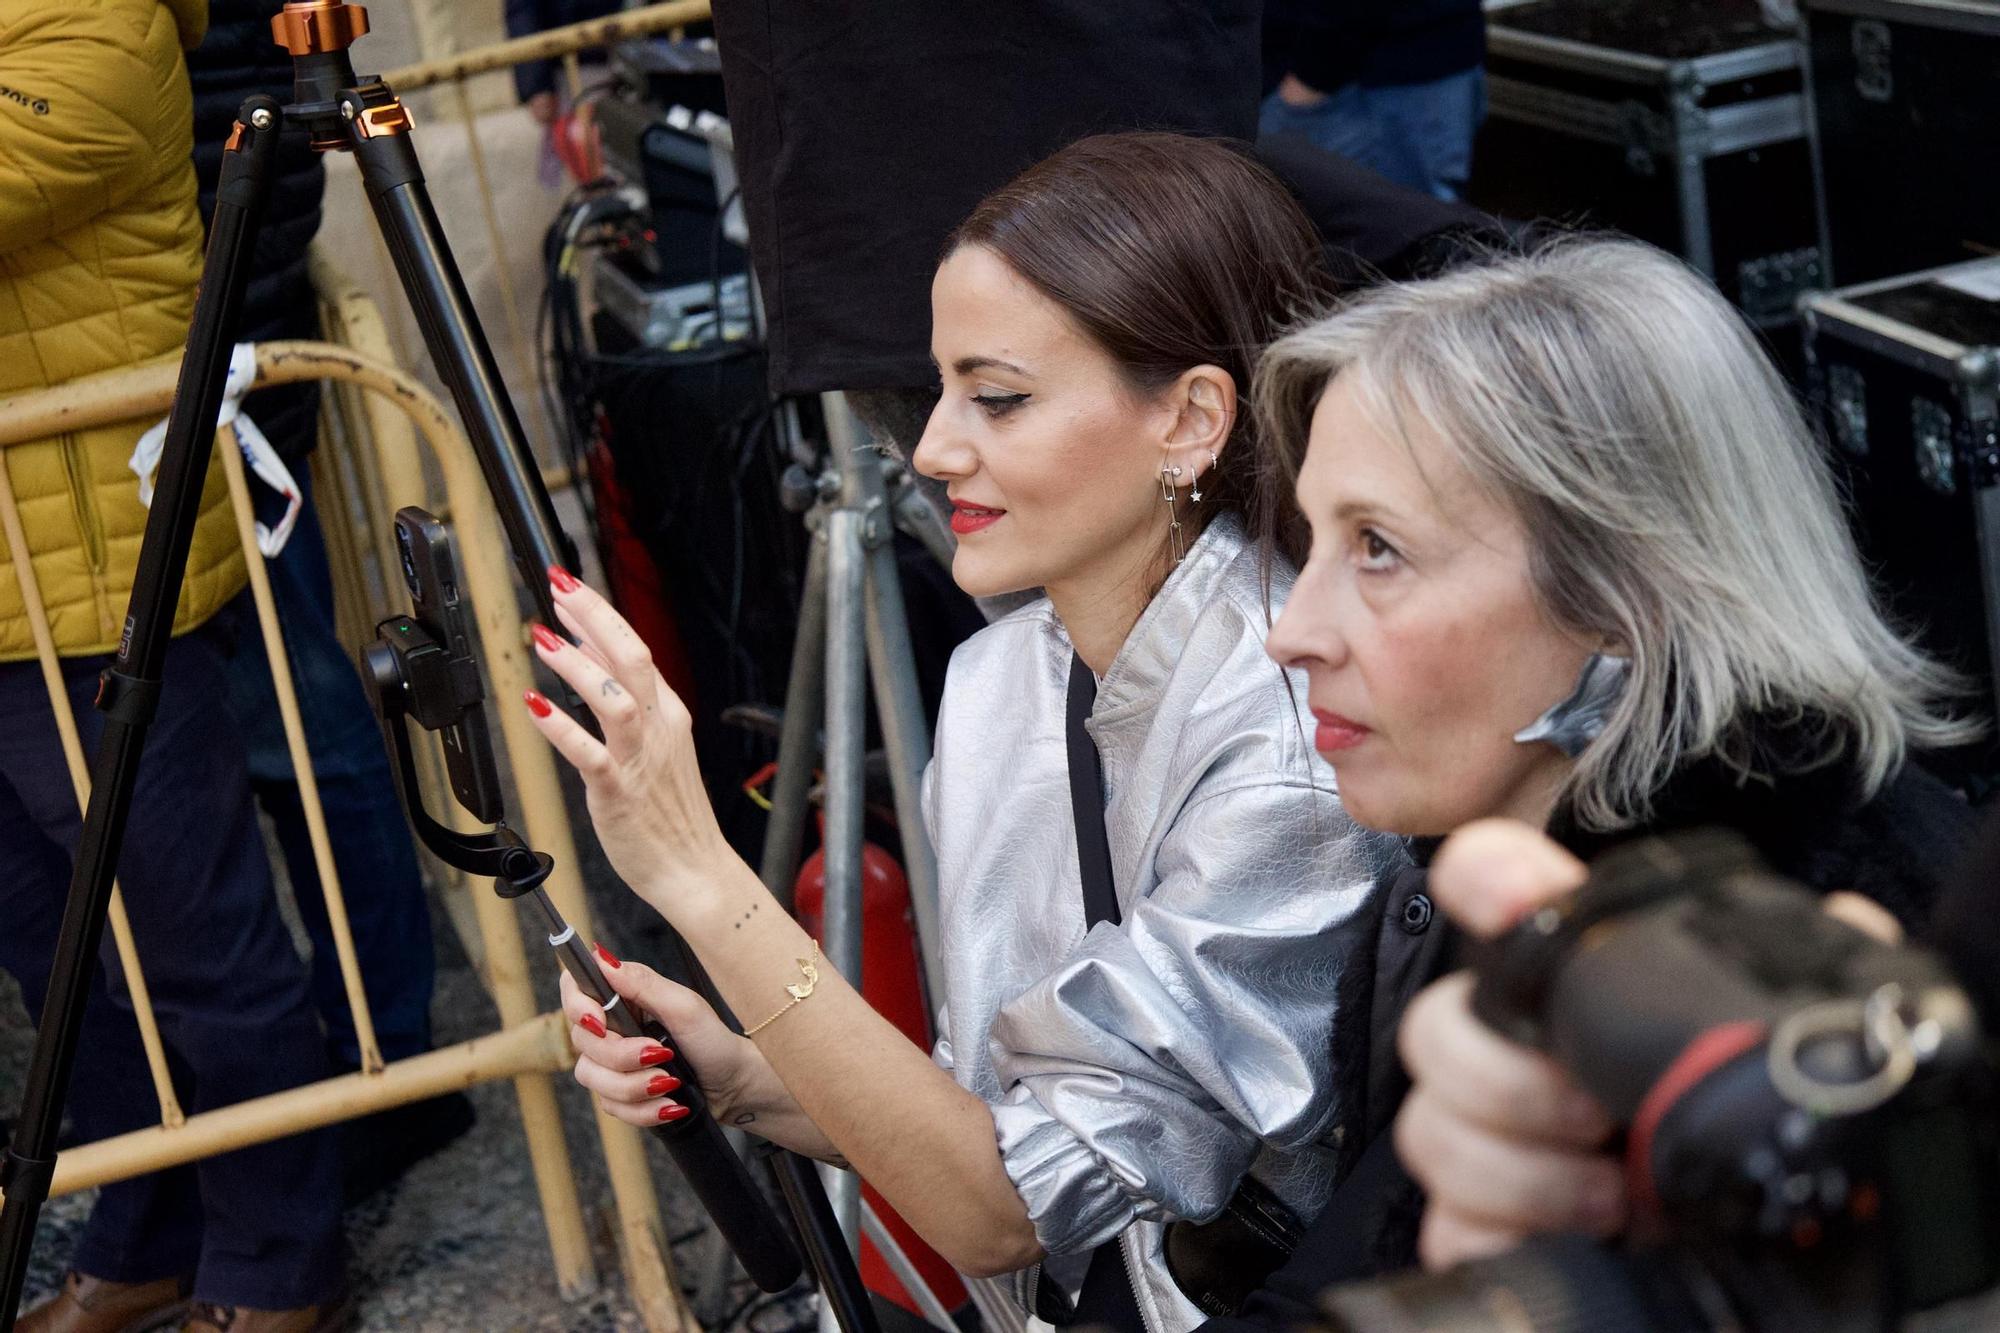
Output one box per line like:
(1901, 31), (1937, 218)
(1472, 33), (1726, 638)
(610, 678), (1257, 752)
(2, 7), (719, 1326)
(0, 337), (692, 1333)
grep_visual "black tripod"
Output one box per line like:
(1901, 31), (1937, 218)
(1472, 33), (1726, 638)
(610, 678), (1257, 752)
(0, 4), (874, 1328)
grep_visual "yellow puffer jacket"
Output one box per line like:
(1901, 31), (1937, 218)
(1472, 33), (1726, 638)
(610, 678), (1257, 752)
(0, 0), (248, 662)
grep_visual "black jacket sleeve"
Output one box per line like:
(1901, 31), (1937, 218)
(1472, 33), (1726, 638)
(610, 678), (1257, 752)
(1925, 803), (2000, 1034)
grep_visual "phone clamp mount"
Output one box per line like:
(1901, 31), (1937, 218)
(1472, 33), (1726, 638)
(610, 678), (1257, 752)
(365, 610), (554, 901)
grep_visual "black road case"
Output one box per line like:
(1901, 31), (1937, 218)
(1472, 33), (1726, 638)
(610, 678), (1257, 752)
(1801, 0), (2000, 286)
(1802, 258), (2000, 785)
(1469, 0), (1822, 325)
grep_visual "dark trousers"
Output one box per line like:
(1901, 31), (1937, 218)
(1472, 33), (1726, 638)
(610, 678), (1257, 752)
(0, 623), (344, 1309)
(219, 471), (435, 1068)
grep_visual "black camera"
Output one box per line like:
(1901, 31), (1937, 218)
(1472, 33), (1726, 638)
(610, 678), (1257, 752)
(1317, 830), (2000, 1332)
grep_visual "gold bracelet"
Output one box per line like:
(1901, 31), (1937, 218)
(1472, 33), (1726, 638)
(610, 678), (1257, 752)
(743, 941), (822, 1037)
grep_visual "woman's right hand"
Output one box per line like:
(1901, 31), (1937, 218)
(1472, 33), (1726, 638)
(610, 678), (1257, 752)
(526, 573), (743, 929)
(1393, 820), (1625, 1269)
(561, 951), (763, 1128)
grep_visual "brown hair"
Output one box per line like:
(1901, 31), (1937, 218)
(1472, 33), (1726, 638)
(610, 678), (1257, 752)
(947, 132), (1330, 573)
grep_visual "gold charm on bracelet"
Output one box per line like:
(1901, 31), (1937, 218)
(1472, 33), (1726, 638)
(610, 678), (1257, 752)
(744, 941), (821, 1037)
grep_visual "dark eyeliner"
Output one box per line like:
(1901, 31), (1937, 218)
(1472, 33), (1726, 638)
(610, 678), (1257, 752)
(973, 391), (1030, 415)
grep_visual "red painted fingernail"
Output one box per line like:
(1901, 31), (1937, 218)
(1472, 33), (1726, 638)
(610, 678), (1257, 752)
(658, 1102), (691, 1122)
(548, 564), (581, 594)
(580, 1013), (606, 1039)
(531, 623), (564, 653)
(523, 690), (553, 718)
(647, 1074), (682, 1096)
(638, 1045), (674, 1067)
(594, 941), (621, 968)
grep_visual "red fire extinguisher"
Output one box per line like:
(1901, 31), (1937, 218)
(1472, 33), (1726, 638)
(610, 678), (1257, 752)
(795, 837), (969, 1320)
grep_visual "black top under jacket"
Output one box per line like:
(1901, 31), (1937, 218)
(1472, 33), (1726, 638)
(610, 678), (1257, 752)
(186, 0), (327, 463)
(1199, 723), (1979, 1333)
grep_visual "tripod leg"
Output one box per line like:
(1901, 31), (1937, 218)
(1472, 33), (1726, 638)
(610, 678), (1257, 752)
(775, 1153), (883, 1333)
(854, 463), (944, 1017)
(0, 97), (281, 1324)
(759, 535), (830, 906)
(748, 472), (881, 1333)
(820, 506), (871, 1273)
(343, 120), (574, 628)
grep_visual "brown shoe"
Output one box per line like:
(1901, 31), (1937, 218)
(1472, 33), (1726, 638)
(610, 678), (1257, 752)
(16, 1271), (191, 1333)
(178, 1296), (351, 1333)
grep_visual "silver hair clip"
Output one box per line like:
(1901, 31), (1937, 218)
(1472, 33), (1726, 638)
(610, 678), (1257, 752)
(1513, 653), (1631, 757)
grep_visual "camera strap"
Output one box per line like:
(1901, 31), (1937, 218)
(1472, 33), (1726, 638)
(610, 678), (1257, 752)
(1066, 654), (1122, 930)
(1030, 655), (1145, 1331)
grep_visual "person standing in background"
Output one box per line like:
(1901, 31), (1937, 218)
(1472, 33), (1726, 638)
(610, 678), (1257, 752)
(505, 0), (622, 125)
(185, 0), (472, 1202)
(0, 2), (346, 1329)
(1261, 0), (1487, 200)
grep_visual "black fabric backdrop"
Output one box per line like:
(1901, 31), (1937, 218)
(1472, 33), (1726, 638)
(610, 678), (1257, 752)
(712, 0), (1263, 396)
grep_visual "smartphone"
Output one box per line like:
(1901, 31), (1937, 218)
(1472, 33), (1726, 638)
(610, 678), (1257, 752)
(393, 507), (503, 823)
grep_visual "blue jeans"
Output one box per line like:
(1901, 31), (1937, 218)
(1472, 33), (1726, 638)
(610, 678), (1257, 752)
(1260, 68), (1487, 201)
(0, 624), (344, 1308)
(219, 472), (435, 1068)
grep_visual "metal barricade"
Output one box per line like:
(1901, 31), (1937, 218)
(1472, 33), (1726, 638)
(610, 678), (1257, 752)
(0, 336), (695, 1333)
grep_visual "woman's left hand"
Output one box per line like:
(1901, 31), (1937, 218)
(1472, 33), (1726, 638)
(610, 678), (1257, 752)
(524, 568), (735, 917)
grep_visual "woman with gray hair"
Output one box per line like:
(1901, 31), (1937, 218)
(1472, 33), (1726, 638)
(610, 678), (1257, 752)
(1222, 237), (1980, 1310)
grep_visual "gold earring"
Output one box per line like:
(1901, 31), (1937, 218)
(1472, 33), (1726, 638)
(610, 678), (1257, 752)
(1160, 462), (1186, 564)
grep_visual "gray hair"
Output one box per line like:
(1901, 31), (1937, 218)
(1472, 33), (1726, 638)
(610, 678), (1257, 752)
(1258, 237), (1978, 831)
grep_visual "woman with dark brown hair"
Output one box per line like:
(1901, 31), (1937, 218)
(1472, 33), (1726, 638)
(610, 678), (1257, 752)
(530, 133), (1403, 1332)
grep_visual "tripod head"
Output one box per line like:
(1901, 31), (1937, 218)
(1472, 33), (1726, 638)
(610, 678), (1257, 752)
(272, 0), (370, 55)
(271, 2), (384, 149)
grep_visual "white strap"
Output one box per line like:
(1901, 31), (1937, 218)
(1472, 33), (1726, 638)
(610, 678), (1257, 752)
(129, 343), (302, 557)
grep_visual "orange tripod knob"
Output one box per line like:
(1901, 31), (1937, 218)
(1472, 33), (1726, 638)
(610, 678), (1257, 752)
(271, 0), (370, 57)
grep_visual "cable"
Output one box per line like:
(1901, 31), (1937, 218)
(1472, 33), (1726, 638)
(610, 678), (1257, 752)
(534, 141), (808, 839)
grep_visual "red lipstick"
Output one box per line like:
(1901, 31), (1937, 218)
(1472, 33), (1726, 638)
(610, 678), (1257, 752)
(949, 500), (1005, 536)
(1312, 709), (1370, 753)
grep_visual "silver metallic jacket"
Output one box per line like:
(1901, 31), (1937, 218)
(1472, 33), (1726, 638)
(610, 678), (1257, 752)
(923, 515), (1403, 1332)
